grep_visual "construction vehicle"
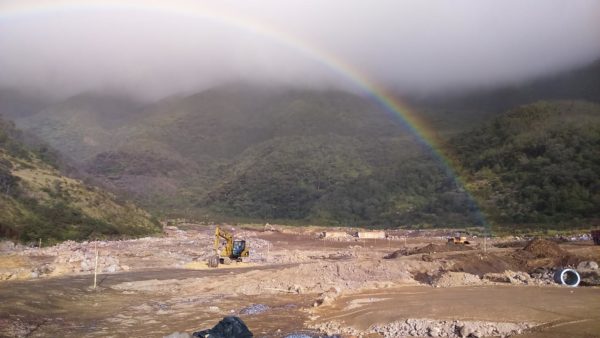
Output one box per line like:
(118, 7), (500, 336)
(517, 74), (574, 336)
(447, 232), (470, 245)
(592, 230), (600, 245)
(207, 226), (249, 268)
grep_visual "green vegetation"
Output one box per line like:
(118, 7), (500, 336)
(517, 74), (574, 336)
(453, 101), (600, 226)
(5, 59), (600, 230)
(0, 117), (161, 243)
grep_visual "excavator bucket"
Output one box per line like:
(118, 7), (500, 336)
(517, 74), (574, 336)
(207, 255), (219, 268)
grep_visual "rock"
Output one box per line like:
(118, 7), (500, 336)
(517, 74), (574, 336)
(0, 272), (14, 281)
(483, 273), (510, 283)
(239, 304), (269, 315)
(105, 265), (118, 273)
(579, 270), (600, 286)
(80, 260), (90, 271)
(164, 332), (192, 338)
(471, 329), (483, 338)
(207, 306), (220, 313)
(458, 325), (469, 337)
(577, 261), (599, 271)
(509, 271), (532, 284)
(428, 326), (441, 337)
(39, 264), (53, 275)
(192, 316), (253, 338)
(0, 241), (15, 251)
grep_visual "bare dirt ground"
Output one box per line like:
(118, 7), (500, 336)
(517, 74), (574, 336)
(0, 224), (599, 337)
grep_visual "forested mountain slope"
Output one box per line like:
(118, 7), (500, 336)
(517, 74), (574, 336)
(454, 101), (600, 225)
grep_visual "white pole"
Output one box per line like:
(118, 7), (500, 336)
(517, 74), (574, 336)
(93, 241), (99, 289)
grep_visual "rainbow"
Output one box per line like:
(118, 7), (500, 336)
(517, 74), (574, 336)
(0, 0), (487, 226)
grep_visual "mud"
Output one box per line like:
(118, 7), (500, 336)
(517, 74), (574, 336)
(1, 225), (599, 337)
(310, 286), (600, 337)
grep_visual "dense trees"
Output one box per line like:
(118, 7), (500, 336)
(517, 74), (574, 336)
(202, 101), (599, 228)
(202, 134), (480, 227)
(453, 101), (600, 224)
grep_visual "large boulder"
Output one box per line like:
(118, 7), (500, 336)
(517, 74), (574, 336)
(579, 270), (600, 286)
(192, 316), (253, 338)
(577, 261), (599, 271)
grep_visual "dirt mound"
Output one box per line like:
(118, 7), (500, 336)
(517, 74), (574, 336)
(384, 243), (472, 259)
(523, 239), (567, 258)
(432, 271), (483, 287)
(414, 243), (473, 254)
(451, 240), (582, 275)
(506, 239), (582, 271)
(494, 241), (528, 248)
(450, 253), (524, 276)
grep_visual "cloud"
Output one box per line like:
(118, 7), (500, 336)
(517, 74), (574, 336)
(1, 0), (599, 99)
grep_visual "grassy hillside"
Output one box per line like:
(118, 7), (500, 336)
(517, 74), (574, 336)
(453, 100), (600, 226)
(0, 117), (161, 243)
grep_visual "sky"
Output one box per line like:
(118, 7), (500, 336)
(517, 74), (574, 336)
(1, 0), (600, 100)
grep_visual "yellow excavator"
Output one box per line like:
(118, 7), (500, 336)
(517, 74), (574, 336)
(447, 232), (470, 245)
(207, 226), (249, 268)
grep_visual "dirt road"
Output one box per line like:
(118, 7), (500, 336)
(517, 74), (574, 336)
(0, 265), (309, 337)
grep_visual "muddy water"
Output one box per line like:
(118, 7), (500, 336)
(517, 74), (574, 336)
(0, 265), (309, 337)
(314, 285), (600, 337)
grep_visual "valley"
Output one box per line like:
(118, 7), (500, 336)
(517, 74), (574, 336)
(2, 2), (600, 338)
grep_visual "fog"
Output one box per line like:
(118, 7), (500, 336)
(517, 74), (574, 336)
(1, 0), (600, 100)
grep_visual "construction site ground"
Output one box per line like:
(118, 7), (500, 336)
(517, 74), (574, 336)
(0, 224), (599, 337)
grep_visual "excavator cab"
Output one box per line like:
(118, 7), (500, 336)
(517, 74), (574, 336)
(232, 240), (247, 257)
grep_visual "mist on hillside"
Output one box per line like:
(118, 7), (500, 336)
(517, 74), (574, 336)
(1, 0), (600, 101)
